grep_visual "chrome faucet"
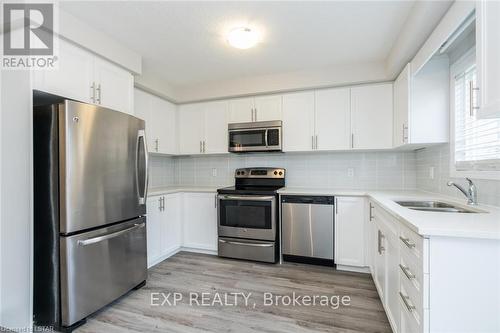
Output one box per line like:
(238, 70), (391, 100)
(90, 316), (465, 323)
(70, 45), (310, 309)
(447, 178), (478, 205)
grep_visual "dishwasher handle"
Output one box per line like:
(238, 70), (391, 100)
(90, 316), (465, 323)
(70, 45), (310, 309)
(281, 195), (334, 205)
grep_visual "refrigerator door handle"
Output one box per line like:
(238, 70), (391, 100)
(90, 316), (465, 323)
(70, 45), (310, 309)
(136, 129), (149, 205)
(77, 222), (146, 246)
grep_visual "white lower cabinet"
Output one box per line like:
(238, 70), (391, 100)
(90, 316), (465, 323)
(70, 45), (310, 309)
(183, 192), (218, 251)
(334, 197), (366, 267)
(146, 193), (182, 267)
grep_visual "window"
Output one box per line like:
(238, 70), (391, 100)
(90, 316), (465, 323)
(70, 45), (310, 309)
(451, 49), (500, 179)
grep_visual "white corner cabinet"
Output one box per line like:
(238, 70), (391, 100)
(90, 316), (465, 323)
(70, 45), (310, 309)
(393, 59), (449, 148)
(146, 191), (218, 268)
(476, 0), (500, 119)
(228, 95), (282, 123)
(33, 38), (134, 115)
(334, 196), (366, 268)
(283, 83), (393, 152)
(134, 89), (177, 155)
(178, 101), (229, 155)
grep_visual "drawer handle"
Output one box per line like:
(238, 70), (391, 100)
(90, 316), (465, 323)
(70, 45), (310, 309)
(400, 236), (416, 249)
(399, 264), (416, 280)
(399, 292), (416, 313)
(218, 239), (273, 248)
(77, 223), (145, 246)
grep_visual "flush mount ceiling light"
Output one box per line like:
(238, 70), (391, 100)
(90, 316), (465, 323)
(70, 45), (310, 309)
(227, 27), (260, 49)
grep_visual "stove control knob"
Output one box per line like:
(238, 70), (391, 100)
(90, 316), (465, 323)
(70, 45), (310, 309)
(274, 171), (278, 175)
(279, 171), (283, 176)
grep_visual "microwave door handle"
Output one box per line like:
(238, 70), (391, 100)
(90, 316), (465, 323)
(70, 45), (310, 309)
(265, 129), (269, 147)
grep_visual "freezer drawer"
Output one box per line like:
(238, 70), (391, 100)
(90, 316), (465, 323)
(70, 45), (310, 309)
(60, 218), (147, 326)
(281, 196), (334, 260)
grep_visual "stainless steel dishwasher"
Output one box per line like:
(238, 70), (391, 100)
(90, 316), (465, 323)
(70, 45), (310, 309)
(281, 196), (335, 266)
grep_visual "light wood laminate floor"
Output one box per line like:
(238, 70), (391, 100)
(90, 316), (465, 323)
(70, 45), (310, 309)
(76, 252), (392, 333)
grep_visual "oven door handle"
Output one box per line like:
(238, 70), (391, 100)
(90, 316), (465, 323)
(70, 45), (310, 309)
(219, 239), (274, 248)
(218, 195), (275, 201)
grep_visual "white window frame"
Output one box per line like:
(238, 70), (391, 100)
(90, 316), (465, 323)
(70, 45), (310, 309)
(449, 47), (500, 180)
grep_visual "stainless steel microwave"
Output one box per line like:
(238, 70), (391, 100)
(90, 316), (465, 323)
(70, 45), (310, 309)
(228, 120), (282, 153)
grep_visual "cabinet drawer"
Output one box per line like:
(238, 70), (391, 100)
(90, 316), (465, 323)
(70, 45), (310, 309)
(399, 278), (424, 330)
(399, 224), (423, 261)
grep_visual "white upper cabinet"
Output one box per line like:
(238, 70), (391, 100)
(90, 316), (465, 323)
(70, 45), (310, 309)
(33, 39), (134, 115)
(393, 60), (449, 148)
(93, 57), (134, 115)
(178, 104), (205, 154)
(476, 0), (500, 119)
(229, 97), (254, 123)
(178, 101), (229, 155)
(134, 89), (177, 155)
(33, 39), (94, 104)
(335, 197), (366, 267)
(351, 83), (393, 149)
(315, 88), (351, 150)
(282, 91), (315, 152)
(228, 95), (282, 123)
(254, 95), (282, 122)
(203, 101), (229, 154)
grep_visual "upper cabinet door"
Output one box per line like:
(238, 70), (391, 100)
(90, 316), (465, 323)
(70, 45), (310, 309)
(476, 0), (500, 119)
(33, 39), (94, 104)
(351, 84), (393, 149)
(203, 101), (229, 154)
(254, 95), (282, 121)
(93, 57), (134, 115)
(228, 98), (254, 123)
(133, 89), (155, 151)
(393, 64), (410, 148)
(151, 96), (177, 154)
(314, 88), (351, 150)
(178, 104), (204, 154)
(282, 91), (315, 152)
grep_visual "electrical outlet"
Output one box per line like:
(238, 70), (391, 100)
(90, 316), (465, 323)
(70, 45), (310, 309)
(347, 168), (354, 178)
(429, 166), (435, 179)
(212, 168), (217, 177)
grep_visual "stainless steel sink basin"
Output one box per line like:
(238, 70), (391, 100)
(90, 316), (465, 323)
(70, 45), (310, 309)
(395, 201), (480, 213)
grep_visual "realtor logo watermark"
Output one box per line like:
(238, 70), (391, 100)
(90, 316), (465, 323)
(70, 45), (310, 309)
(1, 2), (58, 69)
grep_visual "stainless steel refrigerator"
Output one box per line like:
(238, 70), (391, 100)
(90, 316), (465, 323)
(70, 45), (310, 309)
(33, 97), (148, 330)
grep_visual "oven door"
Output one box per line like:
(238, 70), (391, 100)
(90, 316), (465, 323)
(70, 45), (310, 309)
(218, 195), (276, 241)
(228, 128), (281, 152)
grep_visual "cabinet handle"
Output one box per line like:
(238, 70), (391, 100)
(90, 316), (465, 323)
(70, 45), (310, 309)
(199, 141), (202, 153)
(399, 264), (416, 280)
(378, 230), (385, 254)
(96, 83), (102, 104)
(400, 236), (416, 249)
(369, 203), (374, 221)
(351, 133), (354, 149)
(90, 82), (96, 103)
(315, 135), (318, 150)
(335, 198), (338, 214)
(155, 139), (159, 152)
(203, 140), (206, 153)
(399, 292), (416, 312)
(469, 81), (480, 117)
(402, 124), (408, 143)
(158, 197), (162, 211)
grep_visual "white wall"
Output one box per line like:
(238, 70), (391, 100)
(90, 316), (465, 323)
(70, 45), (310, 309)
(0, 71), (33, 329)
(416, 144), (500, 207)
(150, 151), (417, 190)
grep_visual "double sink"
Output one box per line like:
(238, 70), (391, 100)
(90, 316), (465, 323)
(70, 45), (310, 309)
(395, 200), (483, 213)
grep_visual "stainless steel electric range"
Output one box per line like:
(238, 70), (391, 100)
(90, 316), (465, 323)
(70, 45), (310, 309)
(217, 167), (285, 263)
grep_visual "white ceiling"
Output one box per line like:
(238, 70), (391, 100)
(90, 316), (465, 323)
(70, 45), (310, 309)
(60, 1), (416, 93)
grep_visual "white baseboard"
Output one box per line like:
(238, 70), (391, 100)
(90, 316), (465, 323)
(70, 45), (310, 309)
(180, 246), (217, 256)
(336, 264), (370, 274)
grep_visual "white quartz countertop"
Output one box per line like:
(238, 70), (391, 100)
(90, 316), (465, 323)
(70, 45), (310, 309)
(148, 186), (218, 196)
(148, 186), (500, 240)
(278, 187), (500, 240)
